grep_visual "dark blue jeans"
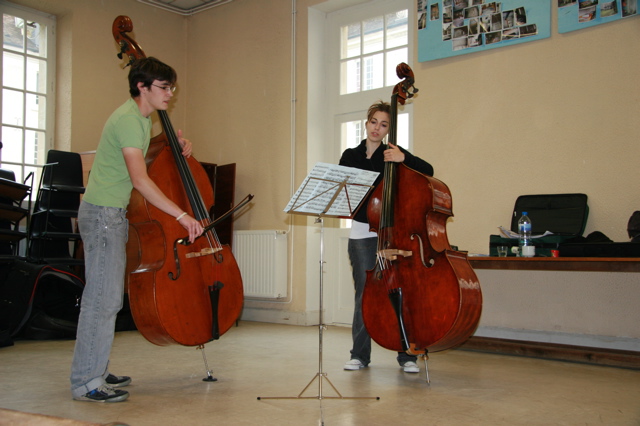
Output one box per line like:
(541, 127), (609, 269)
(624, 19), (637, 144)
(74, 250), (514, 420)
(347, 237), (417, 367)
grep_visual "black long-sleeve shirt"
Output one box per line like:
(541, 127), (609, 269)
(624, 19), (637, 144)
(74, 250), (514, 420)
(339, 140), (434, 224)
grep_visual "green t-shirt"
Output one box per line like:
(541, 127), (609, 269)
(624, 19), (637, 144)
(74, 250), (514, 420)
(83, 98), (152, 209)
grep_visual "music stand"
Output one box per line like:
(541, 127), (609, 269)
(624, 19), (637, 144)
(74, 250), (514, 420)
(258, 163), (379, 400)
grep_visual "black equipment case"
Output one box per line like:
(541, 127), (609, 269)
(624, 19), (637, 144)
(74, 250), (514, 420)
(558, 241), (640, 257)
(0, 260), (84, 343)
(489, 193), (589, 257)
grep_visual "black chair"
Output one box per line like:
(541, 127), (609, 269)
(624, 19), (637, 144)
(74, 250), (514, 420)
(38, 150), (85, 214)
(0, 169), (33, 261)
(29, 150), (85, 267)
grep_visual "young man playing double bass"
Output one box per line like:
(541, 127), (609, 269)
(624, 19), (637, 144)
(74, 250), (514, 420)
(70, 57), (203, 402)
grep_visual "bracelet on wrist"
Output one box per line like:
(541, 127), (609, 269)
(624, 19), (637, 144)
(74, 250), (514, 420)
(176, 212), (188, 221)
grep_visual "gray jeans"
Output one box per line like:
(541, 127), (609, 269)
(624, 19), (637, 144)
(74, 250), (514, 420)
(347, 237), (416, 367)
(70, 201), (128, 397)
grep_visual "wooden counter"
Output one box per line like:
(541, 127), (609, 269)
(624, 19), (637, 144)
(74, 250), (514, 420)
(468, 256), (640, 272)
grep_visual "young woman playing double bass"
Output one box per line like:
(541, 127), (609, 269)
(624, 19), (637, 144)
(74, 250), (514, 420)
(340, 100), (434, 374)
(70, 57), (203, 403)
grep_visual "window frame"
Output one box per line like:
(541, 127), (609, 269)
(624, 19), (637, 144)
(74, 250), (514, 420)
(327, 0), (415, 156)
(324, 0), (414, 228)
(0, 1), (56, 186)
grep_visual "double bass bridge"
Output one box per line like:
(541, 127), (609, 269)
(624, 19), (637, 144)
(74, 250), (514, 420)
(377, 248), (412, 261)
(168, 243), (223, 281)
(185, 247), (223, 259)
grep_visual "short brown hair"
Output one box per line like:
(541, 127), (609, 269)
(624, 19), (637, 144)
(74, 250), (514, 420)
(128, 57), (177, 97)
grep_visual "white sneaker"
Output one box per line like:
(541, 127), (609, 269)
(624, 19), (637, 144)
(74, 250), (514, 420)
(401, 361), (419, 373)
(344, 359), (365, 370)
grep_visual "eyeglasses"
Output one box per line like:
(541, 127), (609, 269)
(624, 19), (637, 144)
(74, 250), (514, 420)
(151, 84), (176, 93)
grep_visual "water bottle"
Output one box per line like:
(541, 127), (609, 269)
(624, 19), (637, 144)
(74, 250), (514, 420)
(518, 212), (535, 257)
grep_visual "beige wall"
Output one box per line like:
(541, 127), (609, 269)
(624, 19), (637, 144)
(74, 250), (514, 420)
(411, 12), (640, 254)
(10, 0), (189, 152)
(7, 0), (640, 343)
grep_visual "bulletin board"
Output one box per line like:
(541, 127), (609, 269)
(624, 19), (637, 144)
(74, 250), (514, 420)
(418, 1), (551, 62)
(557, 0), (638, 33)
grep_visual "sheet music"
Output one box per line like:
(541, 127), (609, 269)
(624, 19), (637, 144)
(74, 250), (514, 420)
(284, 162), (379, 217)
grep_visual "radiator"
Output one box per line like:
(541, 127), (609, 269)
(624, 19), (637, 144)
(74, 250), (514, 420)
(232, 230), (288, 299)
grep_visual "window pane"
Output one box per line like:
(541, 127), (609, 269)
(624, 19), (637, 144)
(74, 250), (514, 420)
(25, 93), (45, 129)
(2, 88), (24, 126)
(341, 23), (361, 59)
(3, 14), (25, 53)
(341, 120), (363, 152)
(1, 126), (23, 162)
(386, 10), (408, 49)
(26, 21), (46, 58)
(386, 48), (408, 86)
(25, 129), (43, 165)
(3, 51), (24, 89)
(26, 57), (46, 93)
(363, 53), (383, 91)
(363, 16), (384, 54)
(341, 58), (361, 94)
(396, 113), (409, 149)
(1, 5), (53, 189)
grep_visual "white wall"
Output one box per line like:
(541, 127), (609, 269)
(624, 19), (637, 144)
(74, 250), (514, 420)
(475, 268), (640, 351)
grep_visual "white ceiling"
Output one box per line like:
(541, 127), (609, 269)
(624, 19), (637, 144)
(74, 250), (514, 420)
(136, 0), (234, 15)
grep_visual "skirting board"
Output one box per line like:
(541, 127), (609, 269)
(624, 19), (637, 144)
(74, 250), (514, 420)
(460, 336), (640, 370)
(240, 309), (640, 369)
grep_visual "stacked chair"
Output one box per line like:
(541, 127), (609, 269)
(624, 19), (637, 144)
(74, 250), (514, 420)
(28, 150), (85, 268)
(0, 169), (33, 262)
(1, 150), (87, 344)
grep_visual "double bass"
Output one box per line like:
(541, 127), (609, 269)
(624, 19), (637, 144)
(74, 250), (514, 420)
(362, 63), (482, 355)
(112, 16), (247, 347)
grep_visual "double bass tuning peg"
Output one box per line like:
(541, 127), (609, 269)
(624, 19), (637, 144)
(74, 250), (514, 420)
(407, 84), (418, 98)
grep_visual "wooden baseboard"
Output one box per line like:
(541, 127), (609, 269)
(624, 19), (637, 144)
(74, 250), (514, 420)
(459, 336), (640, 370)
(0, 408), (101, 425)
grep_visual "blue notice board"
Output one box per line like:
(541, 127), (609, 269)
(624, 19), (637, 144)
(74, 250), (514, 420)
(558, 0), (638, 33)
(418, 0), (551, 62)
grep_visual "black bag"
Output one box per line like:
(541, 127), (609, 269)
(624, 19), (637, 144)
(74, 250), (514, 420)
(0, 260), (84, 341)
(489, 193), (589, 256)
(556, 211), (640, 257)
(628, 211), (640, 242)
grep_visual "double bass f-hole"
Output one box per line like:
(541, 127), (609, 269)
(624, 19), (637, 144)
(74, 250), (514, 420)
(410, 233), (435, 268)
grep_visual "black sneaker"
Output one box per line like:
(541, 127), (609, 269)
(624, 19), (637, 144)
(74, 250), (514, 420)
(106, 374), (131, 388)
(74, 384), (129, 403)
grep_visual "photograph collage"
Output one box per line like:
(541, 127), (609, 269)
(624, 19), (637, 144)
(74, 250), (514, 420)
(418, 1), (539, 53)
(558, 0), (638, 23)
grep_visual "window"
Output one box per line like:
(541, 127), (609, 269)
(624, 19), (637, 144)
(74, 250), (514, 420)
(331, 0), (412, 155)
(340, 9), (409, 95)
(325, 0), (413, 227)
(0, 3), (55, 186)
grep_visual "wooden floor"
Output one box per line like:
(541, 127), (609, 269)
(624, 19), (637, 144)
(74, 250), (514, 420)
(1, 321), (639, 425)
